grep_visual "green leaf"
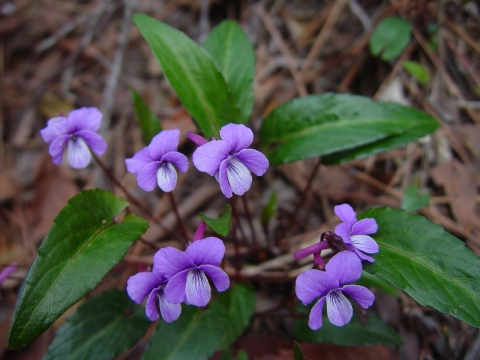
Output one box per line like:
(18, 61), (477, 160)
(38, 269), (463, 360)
(403, 61), (430, 86)
(295, 303), (402, 346)
(369, 17), (411, 61)
(200, 204), (232, 237)
(133, 14), (243, 139)
(356, 270), (398, 297)
(259, 94), (439, 165)
(44, 290), (150, 360)
(261, 192), (277, 226)
(293, 341), (306, 360)
(8, 189), (148, 349)
(143, 302), (228, 360)
(131, 89), (162, 144)
(218, 349), (249, 360)
(218, 283), (256, 349)
(401, 184), (430, 212)
(360, 207), (480, 328)
(203, 20), (255, 123)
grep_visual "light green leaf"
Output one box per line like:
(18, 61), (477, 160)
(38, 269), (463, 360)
(259, 94), (439, 165)
(360, 207), (480, 328)
(370, 17), (411, 61)
(261, 192), (277, 226)
(44, 290), (150, 360)
(133, 14), (243, 139)
(8, 189), (149, 349)
(200, 204), (232, 237)
(403, 61), (430, 86)
(143, 302), (228, 360)
(131, 89), (162, 144)
(203, 20), (255, 123)
(218, 283), (256, 349)
(401, 184), (430, 211)
(356, 270), (398, 297)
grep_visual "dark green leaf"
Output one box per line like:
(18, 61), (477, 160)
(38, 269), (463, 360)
(293, 341), (306, 360)
(403, 61), (430, 86)
(259, 94), (439, 165)
(218, 349), (248, 360)
(295, 303), (402, 346)
(203, 20), (255, 123)
(133, 14), (243, 139)
(143, 302), (228, 360)
(356, 271), (398, 297)
(200, 204), (232, 237)
(44, 290), (150, 360)
(401, 184), (430, 212)
(131, 89), (162, 144)
(369, 17), (411, 61)
(8, 189), (148, 349)
(218, 284), (256, 349)
(360, 207), (480, 328)
(261, 192), (277, 226)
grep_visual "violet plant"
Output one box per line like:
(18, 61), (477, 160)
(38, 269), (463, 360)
(7, 13), (480, 360)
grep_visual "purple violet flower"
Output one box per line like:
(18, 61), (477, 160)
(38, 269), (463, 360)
(40, 107), (107, 168)
(191, 124), (269, 198)
(154, 237), (230, 307)
(334, 204), (379, 262)
(295, 251), (375, 330)
(125, 129), (188, 192)
(127, 267), (181, 322)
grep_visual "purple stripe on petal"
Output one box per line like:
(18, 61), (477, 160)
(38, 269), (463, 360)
(342, 285), (375, 309)
(351, 218), (378, 235)
(326, 251), (362, 285)
(158, 289), (182, 322)
(76, 130), (107, 155)
(308, 297), (326, 330)
(295, 269), (339, 305)
(334, 204), (357, 226)
(192, 140), (231, 176)
(185, 237), (225, 266)
(125, 147), (152, 174)
(148, 129), (180, 160)
(185, 269), (211, 307)
(350, 235), (379, 254)
(156, 163), (177, 192)
(164, 270), (189, 304)
(326, 290), (353, 326)
(161, 151), (189, 173)
(218, 159), (232, 198)
(67, 137), (91, 168)
(145, 287), (160, 321)
(69, 107), (102, 132)
(126, 272), (163, 304)
(199, 264), (230, 292)
(137, 162), (160, 191)
(155, 247), (195, 278)
(234, 149), (269, 176)
(226, 157), (252, 196)
(219, 124), (253, 152)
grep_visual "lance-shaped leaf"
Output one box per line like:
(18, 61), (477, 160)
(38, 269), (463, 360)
(203, 20), (255, 123)
(259, 94), (439, 165)
(200, 204), (232, 237)
(8, 189), (148, 349)
(143, 303), (228, 360)
(44, 290), (150, 360)
(133, 14), (243, 139)
(360, 207), (480, 328)
(131, 89), (162, 144)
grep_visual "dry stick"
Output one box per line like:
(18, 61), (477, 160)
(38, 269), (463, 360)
(256, 4), (308, 97)
(288, 158), (322, 231)
(241, 195), (259, 249)
(229, 197), (247, 244)
(167, 192), (190, 243)
(443, 18), (480, 55)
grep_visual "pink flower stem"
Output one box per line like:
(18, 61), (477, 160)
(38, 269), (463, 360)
(192, 221), (207, 241)
(313, 253), (325, 270)
(294, 241), (329, 260)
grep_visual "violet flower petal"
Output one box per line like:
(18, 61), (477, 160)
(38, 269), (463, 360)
(126, 272), (163, 304)
(326, 290), (353, 326)
(198, 264), (230, 292)
(49, 134), (70, 159)
(155, 247), (195, 278)
(164, 269), (189, 304)
(161, 151), (189, 173)
(334, 223), (352, 244)
(342, 285), (375, 309)
(67, 137), (91, 169)
(234, 149), (269, 176)
(125, 147), (152, 174)
(308, 297), (326, 330)
(137, 162), (160, 191)
(40, 117), (68, 143)
(326, 251), (362, 285)
(219, 123), (253, 152)
(76, 130), (107, 155)
(295, 269), (339, 305)
(185, 269), (211, 307)
(192, 140), (231, 176)
(156, 162), (177, 192)
(158, 289), (182, 322)
(352, 247), (375, 262)
(145, 287), (160, 321)
(226, 157), (252, 196)
(0, 262), (16, 284)
(350, 235), (379, 254)
(351, 218), (378, 235)
(148, 129), (180, 160)
(69, 107), (102, 132)
(217, 159), (232, 198)
(334, 204), (357, 227)
(185, 237), (225, 266)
